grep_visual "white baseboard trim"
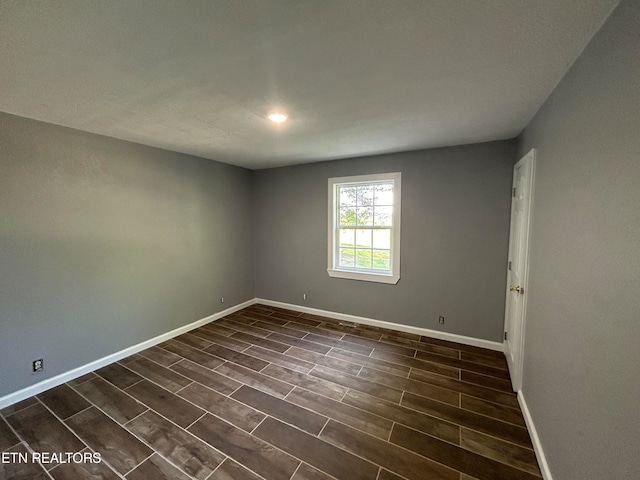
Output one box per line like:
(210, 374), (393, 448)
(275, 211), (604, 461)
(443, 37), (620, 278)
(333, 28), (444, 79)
(518, 391), (554, 480)
(0, 299), (255, 409)
(0, 297), (503, 409)
(255, 298), (504, 352)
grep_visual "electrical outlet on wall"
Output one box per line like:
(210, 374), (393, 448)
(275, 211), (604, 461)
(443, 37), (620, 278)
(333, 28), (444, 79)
(303, 293), (307, 301)
(32, 358), (43, 372)
(438, 316), (445, 325)
(220, 297), (224, 304)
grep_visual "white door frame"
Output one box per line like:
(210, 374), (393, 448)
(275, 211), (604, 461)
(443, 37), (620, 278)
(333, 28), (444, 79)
(504, 148), (535, 392)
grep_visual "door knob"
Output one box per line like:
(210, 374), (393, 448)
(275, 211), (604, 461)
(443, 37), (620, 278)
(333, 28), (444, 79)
(509, 285), (524, 294)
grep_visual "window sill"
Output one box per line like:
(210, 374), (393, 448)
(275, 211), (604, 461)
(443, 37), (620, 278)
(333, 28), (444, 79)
(327, 268), (400, 285)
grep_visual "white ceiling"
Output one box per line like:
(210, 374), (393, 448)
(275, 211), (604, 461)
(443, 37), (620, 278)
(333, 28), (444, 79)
(0, 1), (619, 169)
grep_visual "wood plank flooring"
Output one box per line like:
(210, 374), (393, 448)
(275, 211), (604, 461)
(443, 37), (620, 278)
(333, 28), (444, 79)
(0, 304), (542, 479)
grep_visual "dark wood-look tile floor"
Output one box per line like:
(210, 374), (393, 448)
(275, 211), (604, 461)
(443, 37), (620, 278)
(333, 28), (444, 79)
(0, 305), (542, 479)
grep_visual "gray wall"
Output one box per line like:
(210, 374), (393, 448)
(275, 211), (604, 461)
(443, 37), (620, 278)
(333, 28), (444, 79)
(517, 0), (639, 478)
(0, 112), (254, 397)
(254, 141), (516, 342)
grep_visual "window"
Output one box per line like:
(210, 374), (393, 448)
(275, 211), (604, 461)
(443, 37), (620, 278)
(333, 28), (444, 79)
(327, 172), (401, 284)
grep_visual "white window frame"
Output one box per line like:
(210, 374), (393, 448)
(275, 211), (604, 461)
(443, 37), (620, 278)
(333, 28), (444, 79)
(327, 172), (401, 284)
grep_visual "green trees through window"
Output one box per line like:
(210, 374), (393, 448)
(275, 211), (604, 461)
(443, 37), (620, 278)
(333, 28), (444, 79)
(337, 182), (393, 271)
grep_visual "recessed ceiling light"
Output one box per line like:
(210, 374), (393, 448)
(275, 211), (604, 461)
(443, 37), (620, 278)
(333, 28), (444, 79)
(268, 113), (288, 123)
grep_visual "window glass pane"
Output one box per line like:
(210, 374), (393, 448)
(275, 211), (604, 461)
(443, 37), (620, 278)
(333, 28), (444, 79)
(355, 229), (372, 248)
(374, 183), (393, 206)
(339, 229), (355, 248)
(372, 229), (391, 249)
(372, 249), (390, 270)
(374, 206), (392, 226)
(358, 185), (374, 206)
(340, 248), (355, 267)
(340, 207), (356, 226)
(356, 207), (373, 226)
(339, 186), (357, 206)
(356, 249), (372, 268)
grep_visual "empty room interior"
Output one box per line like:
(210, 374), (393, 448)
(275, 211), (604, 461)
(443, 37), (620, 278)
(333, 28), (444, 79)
(0, 1), (638, 480)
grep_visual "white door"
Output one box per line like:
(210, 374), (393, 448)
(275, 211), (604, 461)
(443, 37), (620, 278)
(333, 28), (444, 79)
(504, 149), (535, 392)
